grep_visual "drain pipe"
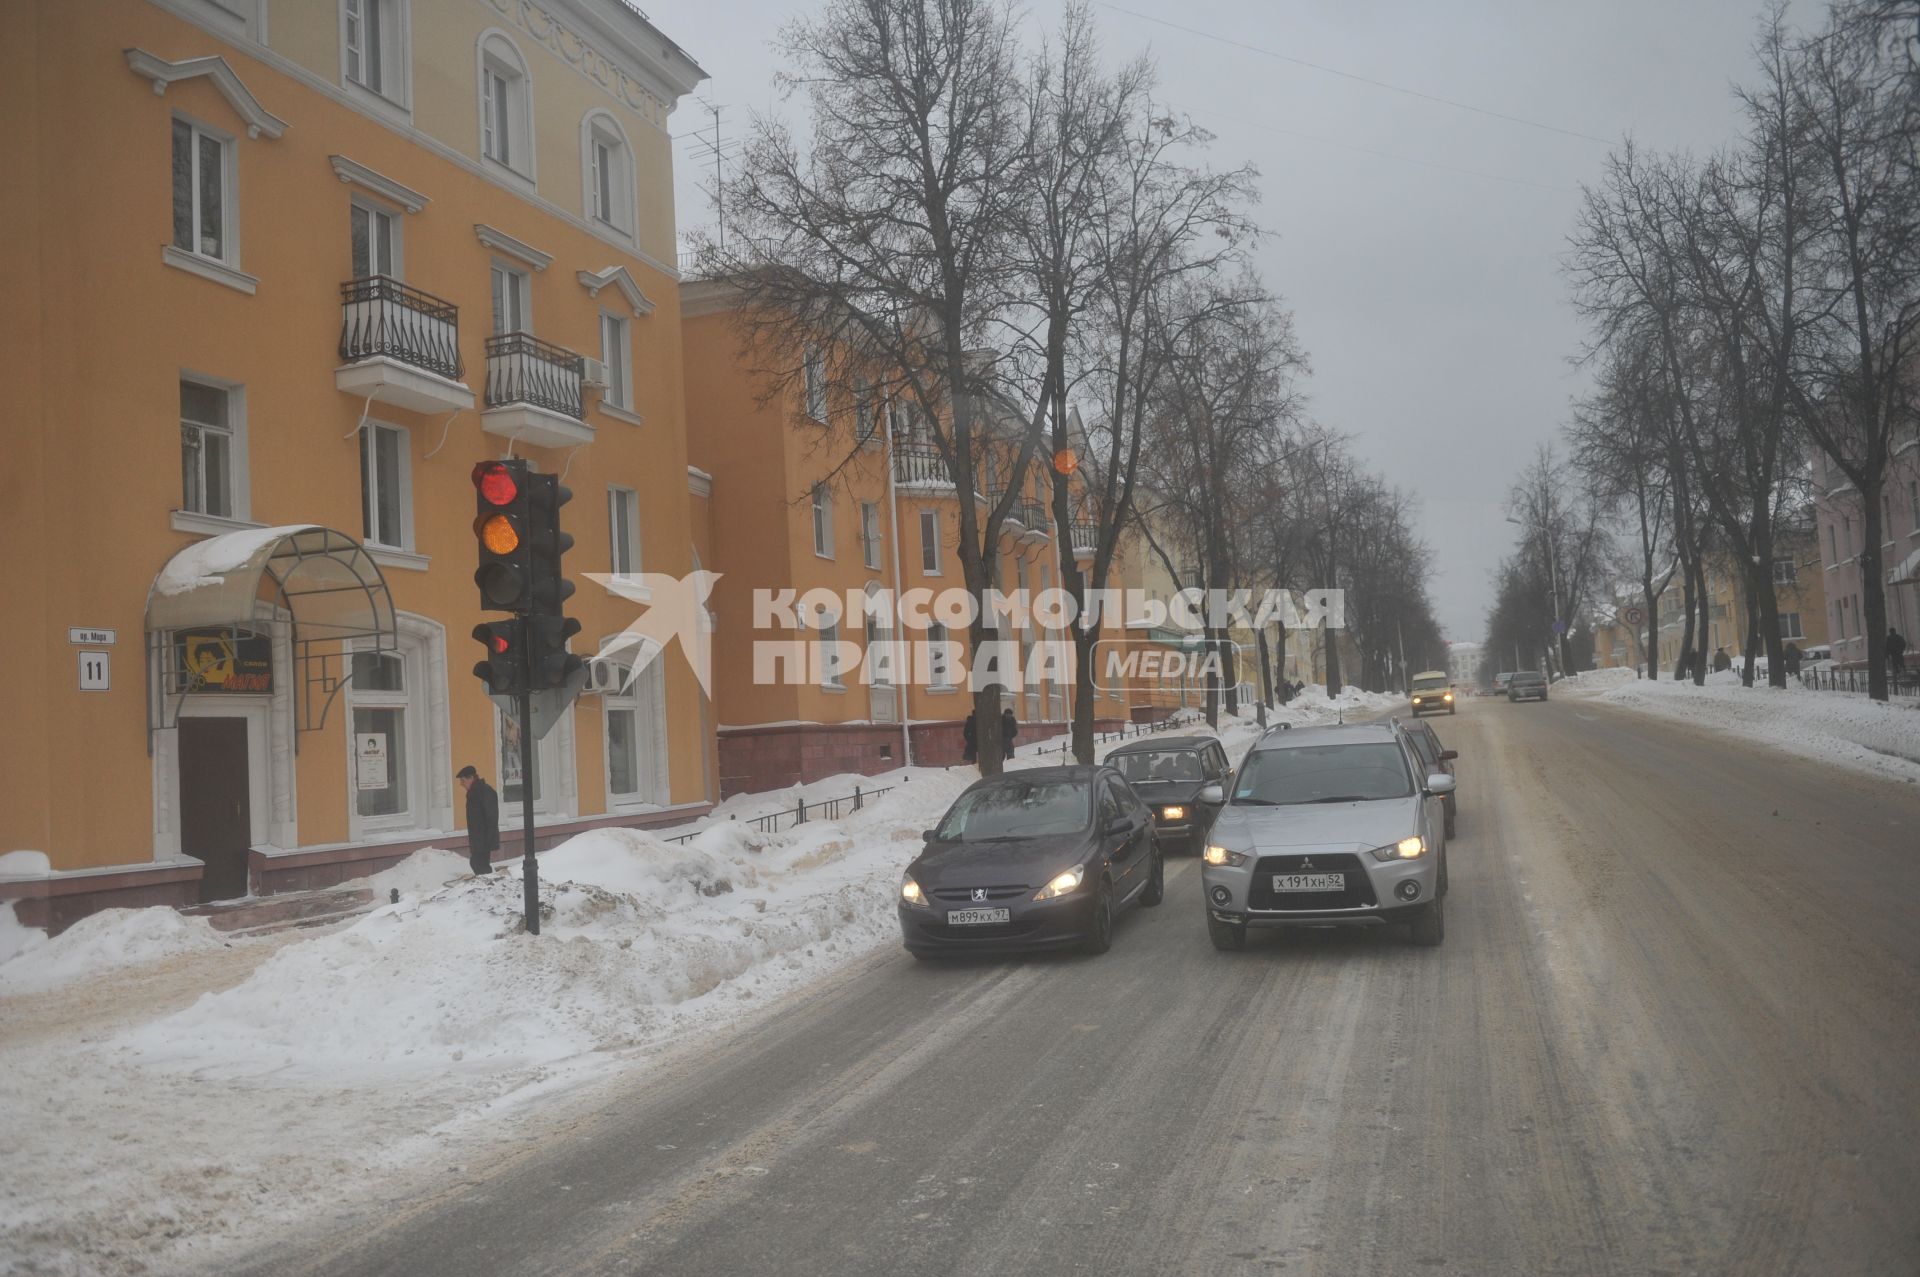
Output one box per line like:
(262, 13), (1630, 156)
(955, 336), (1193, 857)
(883, 408), (913, 768)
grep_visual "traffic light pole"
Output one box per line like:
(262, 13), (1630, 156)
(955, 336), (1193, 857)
(517, 678), (541, 935)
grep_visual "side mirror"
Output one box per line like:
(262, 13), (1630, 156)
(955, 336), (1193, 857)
(1198, 782), (1226, 804)
(1426, 773), (1456, 795)
(1105, 814), (1132, 836)
(921, 829), (937, 843)
(1440, 749), (1458, 761)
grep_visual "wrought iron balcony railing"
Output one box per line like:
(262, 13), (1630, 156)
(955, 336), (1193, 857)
(338, 275), (463, 380)
(892, 444), (952, 487)
(484, 332), (586, 420)
(1020, 500), (1051, 533)
(1070, 520), (1099, 553)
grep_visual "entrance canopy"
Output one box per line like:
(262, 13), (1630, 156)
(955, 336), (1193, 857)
(145, 525), (397, 742)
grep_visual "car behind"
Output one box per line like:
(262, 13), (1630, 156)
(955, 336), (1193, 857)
(1104, 735), (1232, 852)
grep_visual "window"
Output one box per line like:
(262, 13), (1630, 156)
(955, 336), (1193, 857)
(600, 312), (632, 409)
(855, 378), (879, 445)
(919, 509), (941, 575)
(605, 656), (668, 806)
(582, 113), (634, 233)
(812, 484), (834, 558)
(819, 618), (844, 689)
(350, 199), (400, 279)
(1844, 516), (1855, 558)
(927, 620), (954, 688)
(1771, 558), (1797, 587)
(359, 422), (411, 550)
(1909, 479), (1919, 526)
(171, 117), (233, 264)
(1778, 612), (1804, 640)
(490, 262), (530, 335)
(179, 378), (241, 519)
(478, 35), (531, 177)
(608, 486), (640, 577)
(1884, 494), (1895, 542)
(860, 502), (882, 570)
(350, 650), (414, 824)
(803, 346), (827, 421)
(343, 0), (408, 105)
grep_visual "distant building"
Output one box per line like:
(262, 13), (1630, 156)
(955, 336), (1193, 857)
(1812, 441), (1920, 667)
(1445, 642), (1482, 686)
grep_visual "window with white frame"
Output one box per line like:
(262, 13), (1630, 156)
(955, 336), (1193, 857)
(359, 421), (412, 550)
(1910, 479), (1919, 525)
(171, 116), (235, 265)
(478, 35), (531, 177)
(490, 261), (530, 335)
(343, 0), (409, 106)
(1844, 516), (1855, 557)
(608, 485), (640, 577)
(803, 346), (827, 421)
(818, 617), (845, 689)
(927, 620), (954, 688)
(860, 501), (882, 569)
(349, 648), (419, 826)
(600, 312), (632, 409)
(920, 509), (941, 575)
(179, 378), (242, 519)
(1827, 524), (1839, 565)
(582, 112), (634, 233)
(350, 198), (401, 280)
(1778, 612), (1804, 640)
(854, 378), (879, 445)
(1772, 557), (1797, 587)
(605, 654), (669, 806)
(497, 700), (568, 813)
(812, 484), (834, 558)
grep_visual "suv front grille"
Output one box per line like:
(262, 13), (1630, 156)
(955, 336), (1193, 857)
(1247, 854), (1378, 911)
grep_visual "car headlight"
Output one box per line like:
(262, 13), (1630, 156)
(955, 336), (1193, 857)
(1443, 692), (1453, 701)
(900, 875), (929, 907)
(1370, 836), (1426, 862)
(1411, 696), (1423, 704)
(1032, 865), (1085, 901)
(1203, 844), (1251, 867)
(1162, 805), (1186, 821)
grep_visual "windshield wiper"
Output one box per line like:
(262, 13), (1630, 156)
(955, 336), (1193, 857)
(1229, 797), (1280, 806)
(1305, 795), (1377, 804)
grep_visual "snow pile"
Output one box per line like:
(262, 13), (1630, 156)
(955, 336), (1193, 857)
(0, 902), (46, 967)
(1570, 674), (1920, 780)
(0, 906), (231, 996)
(1559, 667), (1641, 693)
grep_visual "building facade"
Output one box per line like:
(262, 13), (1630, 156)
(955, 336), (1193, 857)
(1, 0), (714, 928)
(1645, 526), (1833, 673)
(1812, 441), (1920, 667)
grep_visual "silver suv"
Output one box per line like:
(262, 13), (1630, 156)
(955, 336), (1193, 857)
(1198, 723), (1453, 949)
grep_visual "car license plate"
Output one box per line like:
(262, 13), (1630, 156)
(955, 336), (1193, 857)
(947, 907), (1010, 925)
(1272, 873), (1344, 892)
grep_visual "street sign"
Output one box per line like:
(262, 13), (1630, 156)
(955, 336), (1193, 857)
(1622, 605), (1645, 626)
(69, 628), (116, 646)
(1552, 620), (1566, 635)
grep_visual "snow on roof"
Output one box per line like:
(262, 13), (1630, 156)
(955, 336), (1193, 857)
(152, 524), (319, 596)
(1891, 546), (1920, 585)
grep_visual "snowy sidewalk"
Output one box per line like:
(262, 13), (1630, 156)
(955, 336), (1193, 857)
(0, 687), (1396, 1275)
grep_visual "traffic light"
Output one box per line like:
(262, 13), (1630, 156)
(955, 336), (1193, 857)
(471, 619), (527, 694)
(472, 459), (531, 612)
(523, 473), (583, 690)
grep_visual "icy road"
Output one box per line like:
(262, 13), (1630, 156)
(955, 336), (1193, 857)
(242, 696), (1920, 1277)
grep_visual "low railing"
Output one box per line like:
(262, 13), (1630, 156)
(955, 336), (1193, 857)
(1070, 520), (1098, 553)
(338, 275), (463, 380)
(1798, 667), (1920, 700)
(484, 332), (585, 419)
(892, 444), (951, 487)
(663, 783), (895, 844)
(1020, 501), (1050, 533)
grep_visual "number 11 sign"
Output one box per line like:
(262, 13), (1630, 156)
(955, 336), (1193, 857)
(78, 651), (110, 691)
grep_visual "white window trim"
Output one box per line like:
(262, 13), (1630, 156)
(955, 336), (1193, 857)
(178, 371), (251, 523)
(803, 347), (827, 422)
(344, 646), (424, 835)
(920, 509), (942, 575)
(818, 618), (845, 690)
(927, 620), (955, 689)
(349, 193), (405, 280)
(169, 111), (242, 271)
(476, 31), (535, 185)
(608, 484), (641, 578)
(580, 110), (636, 238)
(489, 259), (533, 336)
(812, 485), (835, 559)
(861, 501), (882, 570)
(600, 646), (670, 810)
(340, 0), (413, 115)
(599, 310), (634, 410)
(359, 419), (415, 551)
(494, 701), (576, 819)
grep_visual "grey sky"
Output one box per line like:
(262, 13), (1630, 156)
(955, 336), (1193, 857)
(654, 0), (1796, 641)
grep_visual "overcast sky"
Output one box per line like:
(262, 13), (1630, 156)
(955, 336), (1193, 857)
(653, 0), (1803, 642)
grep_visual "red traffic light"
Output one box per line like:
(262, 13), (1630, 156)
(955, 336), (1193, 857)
(472, 461), (519, 506)
(487, 633), (509, 654)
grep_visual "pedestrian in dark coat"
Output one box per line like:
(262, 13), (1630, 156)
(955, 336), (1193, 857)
(1000, 706), (1019, 761)
(1783, 642), (1802, 677)
(457, 765), (499, 876)
(1711, 646), (1731, 672)
(1888, 627), (1908, 674)
(961, 711), (977, 764)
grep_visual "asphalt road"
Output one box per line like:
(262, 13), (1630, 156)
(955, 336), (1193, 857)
(249, 696), (1920, 1277)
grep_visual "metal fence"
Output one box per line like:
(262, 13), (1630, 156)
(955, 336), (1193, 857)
(1797, 667), (1920, 700)
(663, 784), (896, 845)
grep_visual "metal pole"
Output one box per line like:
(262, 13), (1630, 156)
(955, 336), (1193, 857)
(518, 682), (539, 935)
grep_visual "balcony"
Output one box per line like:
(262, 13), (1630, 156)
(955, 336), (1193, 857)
(1070, 520), (1098, 560)
(893, 444), (952, 490)
(334, 276), (474, 413)
(481, 332), (591, 449)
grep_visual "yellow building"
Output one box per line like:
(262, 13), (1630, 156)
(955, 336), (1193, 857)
(1, 0), (713, 929)
(1648, 529), (1832, 671)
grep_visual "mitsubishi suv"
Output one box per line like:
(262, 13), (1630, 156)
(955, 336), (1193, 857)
(1198, 723), (1453, 950)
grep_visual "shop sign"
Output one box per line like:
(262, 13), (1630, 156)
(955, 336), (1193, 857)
(175, 629), (273, 694)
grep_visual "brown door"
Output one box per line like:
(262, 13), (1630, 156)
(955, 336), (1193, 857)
(180, 717), (253, 902)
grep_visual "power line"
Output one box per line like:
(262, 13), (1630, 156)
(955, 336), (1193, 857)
(1093, 1), (1615, 147)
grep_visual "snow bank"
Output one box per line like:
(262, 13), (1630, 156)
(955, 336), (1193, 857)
(1559, 667), (1641, 693)
(1569, 673), (1920, 781)
(0, 906), (231, 995)
(0, 902), (46, 967)
(0, 850), (51, 877)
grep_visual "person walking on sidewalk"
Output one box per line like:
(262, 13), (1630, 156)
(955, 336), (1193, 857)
(1888, 627), (1908, 676)
(961, 711), (978, 764)
(1711, 647), (1731, 673)
(1000, 706), (1019, 762)
(457, 765), (499, 876)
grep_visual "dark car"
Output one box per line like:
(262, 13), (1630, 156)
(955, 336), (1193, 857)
(1397, 718), (1459, 837)
(1104, 735), (1233, 852)
(1508, 670), (1548, 702)
(898, 765), (1163, 958)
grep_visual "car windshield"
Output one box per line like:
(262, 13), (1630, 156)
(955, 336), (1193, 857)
(934, 779), (1091, 842)
(1412, 677), (1449, 692)
(1109, 750), (1204, 783)
(1512, 672), (1544, 685)
(1232, 742), (1414, 805)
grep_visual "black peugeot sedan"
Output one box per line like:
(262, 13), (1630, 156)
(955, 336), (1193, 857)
(898, 765), (1163, 958)
(1104, 735), (1233, 852)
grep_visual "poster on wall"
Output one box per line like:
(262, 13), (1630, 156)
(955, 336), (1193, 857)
(355, 733), (389, 791)
(174, 629), (273, 694)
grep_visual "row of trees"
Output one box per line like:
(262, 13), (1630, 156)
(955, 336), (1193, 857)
(701, 0), (1443, 770)
(1494, 1), (1917, 701)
